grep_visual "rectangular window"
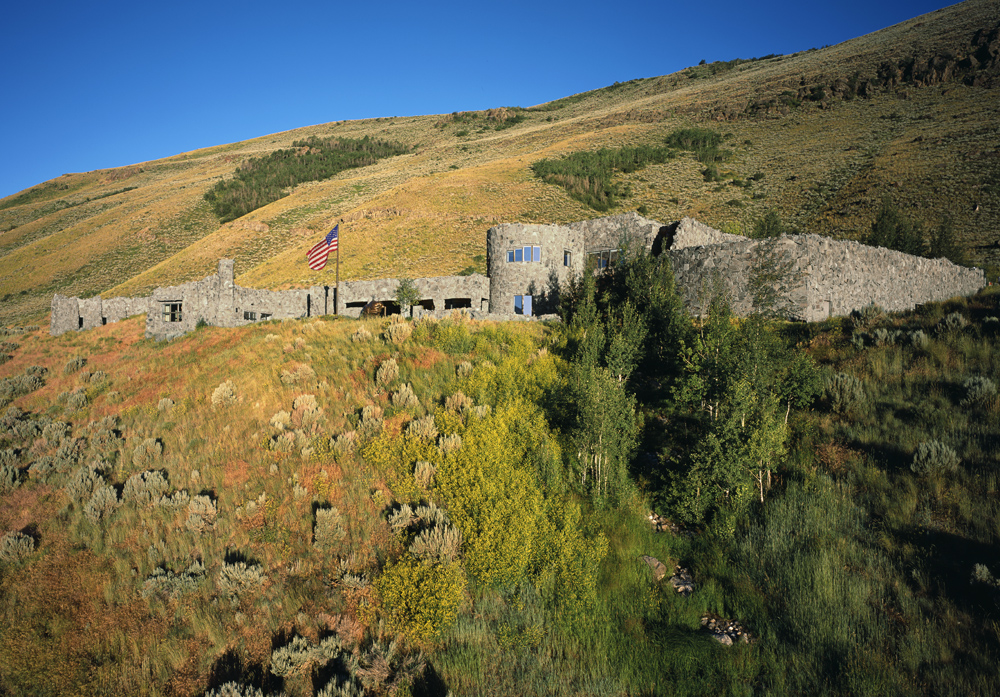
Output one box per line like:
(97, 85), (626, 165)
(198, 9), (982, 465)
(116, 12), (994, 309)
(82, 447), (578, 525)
(514, 248), (523, 262)
(564, 250), (571, 267)
(507, 250), (515, 262)
(260, 313), (272, 320)
(162, 302), (183, 323)
(532, 246), (541, 262)
(514, 295), (533, 316)
(243, 311), (257, 321)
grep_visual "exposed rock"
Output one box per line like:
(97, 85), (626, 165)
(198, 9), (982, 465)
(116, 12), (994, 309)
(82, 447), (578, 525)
(701, 613), (753, 646)
(669, 566), (695, 596)
(640, 555), (668, 582)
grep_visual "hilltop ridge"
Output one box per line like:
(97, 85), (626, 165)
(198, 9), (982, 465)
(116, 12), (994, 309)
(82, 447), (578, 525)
(1, 0), (998, 326)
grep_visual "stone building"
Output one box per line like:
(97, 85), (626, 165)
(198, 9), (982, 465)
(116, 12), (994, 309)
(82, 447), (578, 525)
(50, 213), (985, 339)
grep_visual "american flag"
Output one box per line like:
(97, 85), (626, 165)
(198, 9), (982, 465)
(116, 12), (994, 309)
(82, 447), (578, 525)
(307, 225), (338, 270)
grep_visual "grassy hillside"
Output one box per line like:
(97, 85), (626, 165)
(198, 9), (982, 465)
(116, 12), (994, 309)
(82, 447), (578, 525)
(2, 0), (999, 327)
(1, 271), (998, 695)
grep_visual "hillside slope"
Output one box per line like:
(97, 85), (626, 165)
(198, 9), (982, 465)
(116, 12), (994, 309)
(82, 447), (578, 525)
(1, 0), (998, 326)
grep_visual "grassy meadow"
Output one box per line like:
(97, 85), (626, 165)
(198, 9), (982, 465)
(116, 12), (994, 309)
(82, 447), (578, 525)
(1, 269), (999, 695)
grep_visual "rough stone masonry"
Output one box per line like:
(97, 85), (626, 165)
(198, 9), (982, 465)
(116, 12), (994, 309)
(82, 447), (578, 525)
(50, 214), (985, 339)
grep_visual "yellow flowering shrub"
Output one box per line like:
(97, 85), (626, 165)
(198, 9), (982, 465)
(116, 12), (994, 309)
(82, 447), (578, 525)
(375, 554), (466, 646)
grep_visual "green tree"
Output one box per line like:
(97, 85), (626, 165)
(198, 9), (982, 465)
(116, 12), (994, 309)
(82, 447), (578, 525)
(867, 198), (924, 256)
(751, 209), (785, 239)
(928, 216), (967, 265)
(395, 278), (421, 317)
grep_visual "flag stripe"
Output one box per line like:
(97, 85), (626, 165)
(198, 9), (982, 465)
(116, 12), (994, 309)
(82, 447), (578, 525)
(306, 225), (339, 270)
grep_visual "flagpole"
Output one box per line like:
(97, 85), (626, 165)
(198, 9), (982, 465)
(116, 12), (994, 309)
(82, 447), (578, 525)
(335, 219), (341, 315)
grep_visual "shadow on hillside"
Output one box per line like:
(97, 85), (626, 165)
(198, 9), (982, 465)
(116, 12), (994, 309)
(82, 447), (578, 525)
(900, 528), (1000, 621)
(206, 648), (281, 695)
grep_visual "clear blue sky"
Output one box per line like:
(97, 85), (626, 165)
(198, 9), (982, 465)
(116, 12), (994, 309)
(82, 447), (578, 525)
(0, 0), (959, 200)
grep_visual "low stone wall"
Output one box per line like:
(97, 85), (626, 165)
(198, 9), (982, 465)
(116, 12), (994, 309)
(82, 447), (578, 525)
(338, 275), (490, 317)
(668, 234), (985, 321)
(666, 217), (748, 250)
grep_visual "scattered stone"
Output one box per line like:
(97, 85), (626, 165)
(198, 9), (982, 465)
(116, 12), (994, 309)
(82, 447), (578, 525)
(669, 565), (695, 596)
(701, 613), (753, 646)
(640, 555), (668, 582)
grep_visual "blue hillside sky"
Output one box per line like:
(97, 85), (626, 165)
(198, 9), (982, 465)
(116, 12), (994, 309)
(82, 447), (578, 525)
(0, 0), (958, 200)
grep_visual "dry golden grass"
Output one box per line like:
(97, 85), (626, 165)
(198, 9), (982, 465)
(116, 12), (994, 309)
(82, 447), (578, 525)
(2, 0), (998, 326)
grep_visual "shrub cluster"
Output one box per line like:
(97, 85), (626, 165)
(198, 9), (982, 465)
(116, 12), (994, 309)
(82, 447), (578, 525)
(63, 357), (87, 374)
(358, 405), (383, 440)
(0, 366), (47, 408)
(270, 635), (342, 678)
(0, 463), (23, 494)
(825, 373), (867, 414)
(218, 560), (265, 601)
(123, 470), (170, 506)
(280, 364), (316, 385)
(186, 495), (218, 532)
(961, 376), (997, 407)
(132, 438), (163, 467)
(406, 416), (438, 440)
(142, 561), (206, 599)
(392, 383), (419, 409)
(0, 531), (35, 563)
(911, 441), (961, 476)
(314, 506), (347, 549)
(384, 322), (413, 345)
(203, 136), (410, 222)
(84, 483), (120, 523)
(212, 380), (238, 407)
(351, 326), (373, 342)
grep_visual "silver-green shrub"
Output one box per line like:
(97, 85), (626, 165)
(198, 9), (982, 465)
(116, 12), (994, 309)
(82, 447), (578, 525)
(157, 398), (174, 413)
(409, 524), (462, 563)
(825, 373), (867, 414)
(0, 531), (35, 563)
(414, 460), (436, 489)
(351, 327), (372, 343)
(391, 383), (419, 410)
(42, 421), (71, 446)
(314, 506), (347, 548)
(123, 470), (170, 506)
(376, 358), (399, 388)
(280, 364), (316, 385)
(142, 561), (206, 599)
(911, 441), (961, 476)
(157, 490), (191, 509)
(318, 677), (364, 697)
(64, 357), (87, 374)
(445, 391), (473, 413)
(456, 361), (474, 379)
(85, 483), (120, 523)
(406, 416), (437, 440)
(961, 376), (997, 407)
(218, 560), (265, 600)
(383, 322), (412, 345)
(64, 390), (88, 412)
(89, 370), (107, 384)
(270, 635), (342, 678)
(358, 405), (383, 440)
(908, 330), (930, 350)
(132, 438), (163, 467)
(186, 495), (217, 532)
(938, 312), (968, 335)
(438, 433), (462, 454)
(67, 465), (104, 502)
(212, 380), (239, 407)
(0, 463), (23, 494)
(203, 682), (275, 697)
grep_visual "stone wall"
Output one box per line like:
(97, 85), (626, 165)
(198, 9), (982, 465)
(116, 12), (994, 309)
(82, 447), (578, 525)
(668, 233), (985, 321)
(49, 214), (986, 339)
(337, 275), (490, 317)
(665, 217), (747, 250)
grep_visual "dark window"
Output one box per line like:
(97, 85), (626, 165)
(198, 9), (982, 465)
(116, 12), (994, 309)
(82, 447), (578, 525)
(101, 317), (107, 326)
(243, 311), (257, 321)
(507, 250), (515, 262)
(445, 298), (472, 310)
(260, 313), (272, 320)
(346, 301), (369, 309)
(418, 299), (435, 311)
(564, 250), (571, 266)
(78, 316), (83, 329)
(588, 249), (620, 271)
(162, 302), (183, 323)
